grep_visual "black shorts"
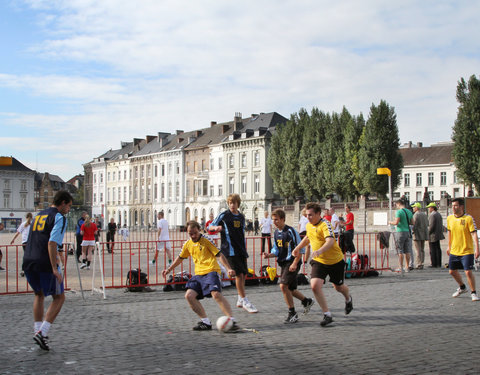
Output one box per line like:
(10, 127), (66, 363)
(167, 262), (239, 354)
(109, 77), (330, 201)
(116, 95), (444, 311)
(226, 255), (248, 276)
(279, 262), (300, 291)
(310, 259), (345, 286)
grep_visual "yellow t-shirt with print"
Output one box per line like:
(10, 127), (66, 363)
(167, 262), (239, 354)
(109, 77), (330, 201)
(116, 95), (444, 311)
(306, 220), (343, 265)
(179, 236), (221, 275)
(447, 214), (477, 256)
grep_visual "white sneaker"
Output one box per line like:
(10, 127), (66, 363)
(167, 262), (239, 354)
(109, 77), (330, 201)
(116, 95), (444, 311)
(80, 263), (87, 269)
(86, 266), (90, 270)
(472, 292), (480, 301)
(404, 267), (409, 273)
(236, 296), (243, 308)
(452, 287), (468, 297)
(149, 260), (155, 265)
(242, 299), (258, 313)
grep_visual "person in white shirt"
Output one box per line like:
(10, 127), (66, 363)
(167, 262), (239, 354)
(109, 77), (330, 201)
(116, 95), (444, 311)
(330, 208), (340, 238)
(150, 211), (173, 265)
(260, 211), (273, 253)
(10, 212), (33, 276)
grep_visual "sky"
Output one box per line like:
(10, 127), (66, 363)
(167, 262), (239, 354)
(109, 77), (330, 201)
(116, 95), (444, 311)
(0, 0), (479, 181)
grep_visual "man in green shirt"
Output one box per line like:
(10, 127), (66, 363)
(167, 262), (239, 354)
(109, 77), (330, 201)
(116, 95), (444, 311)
(389, 199), (413, 273)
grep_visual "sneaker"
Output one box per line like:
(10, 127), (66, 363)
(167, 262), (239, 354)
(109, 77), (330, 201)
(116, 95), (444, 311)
(242, 299), (258, 313)
(302, 298), (315, 315)
(472, 293), (480, 302)
(80, 263), (87, 269)
(149, 260), (155, 265)
(228, 321), (241, 333)
(345, 296), (353, 315)
(452, 287), (468, 298)
(236, 296), (243, 308)
(404, 267), (410, 273)
(0, 266), (4, 271)
(33, 331), (50, 351)
(20, 271), (25, 277)
(284, 311), (299, 324)
(320, 314), (333, 327)
(193, 321), (212, 331)
(86, 266), (90, 270)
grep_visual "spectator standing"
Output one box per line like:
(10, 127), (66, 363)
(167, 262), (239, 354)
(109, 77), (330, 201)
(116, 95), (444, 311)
(106, 218), (117, 253)
(151, 211), (172, 265)
(0, 222), (4, 270)
(342, 204), (356, 253)
(330, 208), (340, 239)
(80, 215), (97, 270)
(254, 218), (259, 235)
(323, 209), (332, 222)
(94, 216), (102, 242)
(389, 199), (413, 273)
(447, 198), (479, 301)
(411, 202), (429, 270)
(22, 190), (73, 351)
(75, 212), (87, 262)
(10, 212), (33, 277)
(427, 202), (445, 268)
(260, 211), (273, 253)
(120, 224), (130, 241)
(205, 212), (220, 241)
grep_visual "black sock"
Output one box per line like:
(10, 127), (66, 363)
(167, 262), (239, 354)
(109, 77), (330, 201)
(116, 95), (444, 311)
(87, 261), (91, 266)
(460, 284), (466, 290)
(472, 290), (476, 294)
(289, 307), (295, 313)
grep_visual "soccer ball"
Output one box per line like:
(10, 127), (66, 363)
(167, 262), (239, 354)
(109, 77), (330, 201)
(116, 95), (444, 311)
(216, 316), (233, 332)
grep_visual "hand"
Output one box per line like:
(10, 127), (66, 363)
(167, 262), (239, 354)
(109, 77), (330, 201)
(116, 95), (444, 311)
(10, 239), (14, 245)
(292, 248), (299, 257)
(162, 268), (170, 278)
(312, 250), (321, 258)
(446, 248), (450, 256)
(262, 252), (269, 259)
(475, 250), (479, 259)
(53, 268), (63, 283)
(227, 268), (236, 277)
(289, 263), (298, 272)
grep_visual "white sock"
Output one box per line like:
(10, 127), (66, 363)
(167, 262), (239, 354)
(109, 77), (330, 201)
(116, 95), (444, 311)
(324, 311), (332, 317)
(34, 321), (42, 333)
(237, 295), (244, 302)
(40, 321), (51, 336)
(201, 317), (211, 325)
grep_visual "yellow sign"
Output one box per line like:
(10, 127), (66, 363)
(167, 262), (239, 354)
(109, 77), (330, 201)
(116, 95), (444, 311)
(0, 157), (12, 166)
(376, 167), (391, 176)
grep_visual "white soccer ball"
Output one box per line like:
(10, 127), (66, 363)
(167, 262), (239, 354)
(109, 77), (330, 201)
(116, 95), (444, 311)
(216, 316), (233, 332)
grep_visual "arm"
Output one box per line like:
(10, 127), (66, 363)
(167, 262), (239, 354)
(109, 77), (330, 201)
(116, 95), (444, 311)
(10, 231), (20, 245)
(311, 237), (335, 259)
(446, 230), (451, 256)
(162, 256), (185, 278)
(48, 241), (62, 283)
(217, 253), (236, 277)
(472, 231), (480, 259)
(292, 235), (310, 257)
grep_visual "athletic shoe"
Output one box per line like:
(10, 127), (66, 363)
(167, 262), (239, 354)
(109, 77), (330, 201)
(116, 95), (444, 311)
(86, 266), (90, 270)
(236, 296), (243, 308)
(404, 267), (410, 273)
(452, 287), (468, 298)
(302, 298), (315, 315)
(20, 271), (25, 277)
(320, 314), (333, 327)
(228, 321), (241, 333)
(472, 293), (480, 302)
(33, 331), (50, 351)
(345, 296), (353, 315)
(80, 263), (87, 269)
(193, 321), (212, 331)
(0, 266), (5, 271)
(242, 299), (258, 313)
(284, 311), (299, 324)
(149, 260), (155, 265)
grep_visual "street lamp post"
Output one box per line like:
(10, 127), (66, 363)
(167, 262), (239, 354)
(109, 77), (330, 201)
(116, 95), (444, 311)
(377, 168), (392, 225)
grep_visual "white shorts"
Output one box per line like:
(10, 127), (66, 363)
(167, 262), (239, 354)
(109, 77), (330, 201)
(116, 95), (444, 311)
(81, 240), (96, 247)
(157, 240), (172, 251)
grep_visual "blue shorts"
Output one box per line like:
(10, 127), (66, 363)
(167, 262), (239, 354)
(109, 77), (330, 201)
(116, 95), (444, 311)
(25, 268), (64, 296)
(186, 272), (222, 300)
(449, 254), (474, 270)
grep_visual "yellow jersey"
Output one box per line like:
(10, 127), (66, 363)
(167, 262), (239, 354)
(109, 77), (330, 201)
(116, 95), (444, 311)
(447, 214), (477, 256)
(306, 219), (344, 265)
(179, 236), (221, 275)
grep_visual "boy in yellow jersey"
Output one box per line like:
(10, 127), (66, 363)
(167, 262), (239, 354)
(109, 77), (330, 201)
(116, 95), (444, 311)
(162, 220), (240, 331)
(447, 198), (480, 301)
(292, 202), (353, 327)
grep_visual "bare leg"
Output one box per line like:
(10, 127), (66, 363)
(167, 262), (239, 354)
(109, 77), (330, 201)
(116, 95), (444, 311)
(311, 278), (329, 313)
(185, 289), (207, 318)
(280, 284), (294, 308)
(449, 269), (464, 286)
(333, 283), (350, 301)
(235, 273), (246, 298)
(211, 291), (233, 317)
(292, 289), (307, 302)
(44, 293), (65, 324)
(33, 292), (45, 322)
(465, 270), (476, 292)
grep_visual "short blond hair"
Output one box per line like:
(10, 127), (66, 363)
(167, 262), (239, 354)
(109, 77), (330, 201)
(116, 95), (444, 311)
(227, 193), (241, 206)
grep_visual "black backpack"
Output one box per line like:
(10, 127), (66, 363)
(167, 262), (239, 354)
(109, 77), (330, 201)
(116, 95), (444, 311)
(126, 268), (148, 292)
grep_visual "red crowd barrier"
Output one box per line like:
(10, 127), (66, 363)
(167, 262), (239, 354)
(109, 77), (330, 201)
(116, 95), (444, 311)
(1, 232), (390, 295)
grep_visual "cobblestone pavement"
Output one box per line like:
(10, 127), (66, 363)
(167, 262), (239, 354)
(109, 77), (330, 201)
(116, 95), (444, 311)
(2, 267), (480, 375)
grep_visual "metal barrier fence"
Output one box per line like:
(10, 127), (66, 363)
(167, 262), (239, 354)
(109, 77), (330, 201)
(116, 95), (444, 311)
(0, 233), (390, 295)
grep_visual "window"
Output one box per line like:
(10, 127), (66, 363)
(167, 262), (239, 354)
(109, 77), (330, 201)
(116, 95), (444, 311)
(176, 162), (180, 174)
(416, 191), (422, 201)
(146, 185), (150, 202)
(100, 173), (103, 183)
(134, 167), (138, 178)
(141, 166), (144, 178)
(229, 155), (234, 169)
(176, 182), (180, 198)
(168, 163), (172, 175)
(440, 172), (447, 186)
(124, 170), (127, 180)
(94, 193), (97, 203)
(454, 187), (460, 197)
(404, 192), (410, 203)
(134, 186), (138, 200)
(194, 161), (198, 172)
(112, 171), (115, 181)
(428, 191), (434, 201)
(218, 184), (223, 197)
(453, 171), (458, 183)
(241, 153), (247, 168)
(186, 162), (190, 173)
(20, 193), (26, 209)
(3, 193), (10, 208)
(254, 151), (260, 166)
(210, 158), (214, 171)
(428, 172), (434, 186)
(210, 185), (214, 197)
(108, 188), (111, 202)
(118, 187), (121, 203)
(21, 180), (27, 191)
(404, 173), (410, 187)
(147, 165), (151, 177)
(416, 173), (422, 187)
(161, 183), (165, 199)
(94, 174), (97, 184)
(100, 193), (103, 202)
(441, 191), (448, 198)
(155, 165), (158, 177)
(186, 181), (190, 196)
(118, 171), (121, 180)
(202, 159), (206, 171)
(124, 187), (127, 203)
(218, 157), (223, 170)
(168, 182), (172, 199)
(161, 164), (165, 176)
(241, 175), (247, 194)
(3, 179), (9, 189)
(229, 176), (235, 194)
(203, 180), (208, 196)
(154, 184), (158, 199)
(254, 174), (260, 193)
(108, 172), (111, 181)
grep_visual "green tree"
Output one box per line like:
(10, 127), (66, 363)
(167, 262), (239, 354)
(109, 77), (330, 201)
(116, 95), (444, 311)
(356, 100), (403, 197)
(346, 113), (365, 200)
(452, 75), (480, 192)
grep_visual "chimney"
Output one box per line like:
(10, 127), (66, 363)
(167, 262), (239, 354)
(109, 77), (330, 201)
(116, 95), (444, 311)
(222, 124), (230, 134)
(196, 130), (203, 137)
(177, 137), (184, 144)
(417, 142), (423, 148)
(133, 138), (142, 146)
(146, 135), (156, 143)
(176, 130), (184, 135)
(234, 112), (243, 131)
(408, 141), (412, 148)
(210, 121), (217, 127)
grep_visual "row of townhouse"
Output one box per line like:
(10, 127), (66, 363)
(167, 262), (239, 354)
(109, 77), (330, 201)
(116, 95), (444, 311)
(83, 112), (288, 228)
